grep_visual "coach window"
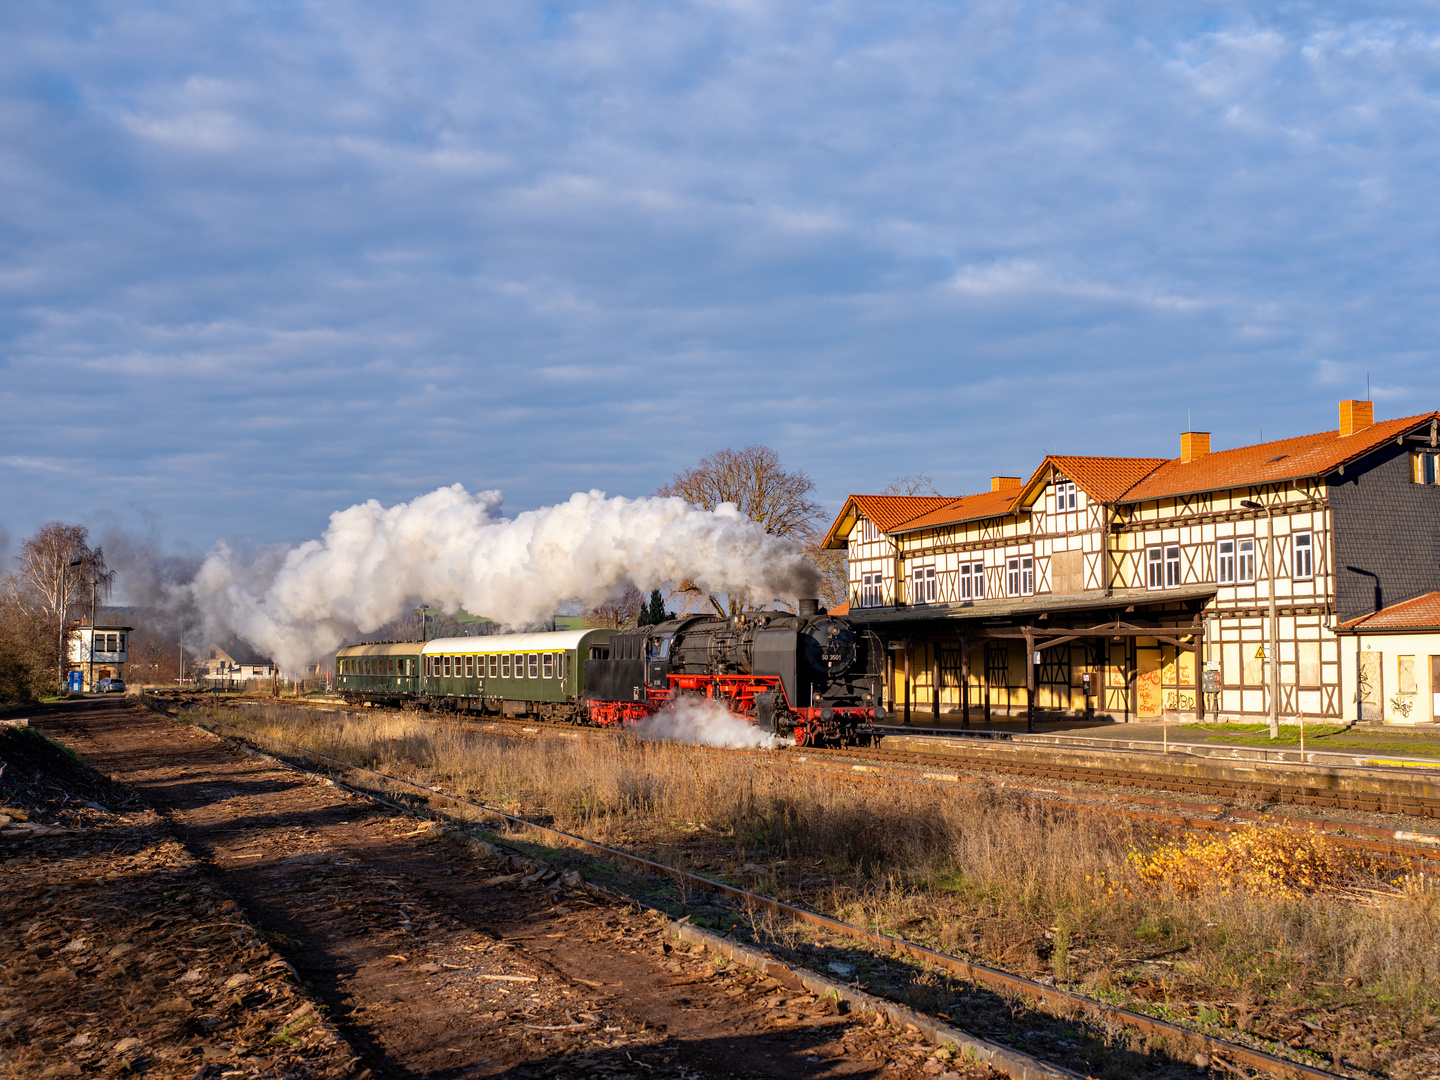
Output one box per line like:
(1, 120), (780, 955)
(501, 654), (512, 678)
(1293, 532), (1314, 579)
(463, 655), (472, 677)
(543, 654), (555, 679)
(558, 654), (567, 680)
(528, 653), (540, 678)
(488, 655), (498, 677)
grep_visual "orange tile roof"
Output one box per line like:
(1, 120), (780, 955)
(1338, 591), (1440, 631)
(827, 601), (850, 616)
(1015, 455), (1169, 508)
(1122, 413), (1440, 503)
(888, 489), (1022, 533)
(821, 494), (957, 548)
(850, 494), (956, 531)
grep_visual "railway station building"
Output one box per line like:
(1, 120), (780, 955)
(822, 400), (1440, 726)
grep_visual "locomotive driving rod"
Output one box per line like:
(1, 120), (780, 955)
(198, 716), (1343, 1080)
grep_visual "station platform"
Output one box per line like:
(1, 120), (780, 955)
(874, 711), (1440, 771)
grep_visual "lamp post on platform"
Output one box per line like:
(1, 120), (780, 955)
(1241, 499), (1279, 740)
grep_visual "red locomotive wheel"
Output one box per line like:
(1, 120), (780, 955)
(792, 724), (809, 747)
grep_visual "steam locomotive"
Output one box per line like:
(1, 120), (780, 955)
(334, 599), (886, 747)
(582, 598), (886, 746)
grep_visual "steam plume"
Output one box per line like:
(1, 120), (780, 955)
(632, 696), (786, 750)
(190, 485), (819, 673)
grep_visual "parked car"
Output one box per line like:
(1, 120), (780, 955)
(95, 677), (126, 693)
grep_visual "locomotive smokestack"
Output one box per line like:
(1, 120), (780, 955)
(798, 598), (820, 617)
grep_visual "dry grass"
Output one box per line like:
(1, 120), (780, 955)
(192, 703), (1440, 1031)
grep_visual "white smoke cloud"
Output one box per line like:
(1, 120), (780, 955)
(189, 485), (819, 673)
(632, 695), (786, 750)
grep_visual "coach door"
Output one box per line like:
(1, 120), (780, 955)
(1432, 656), (1440, 722)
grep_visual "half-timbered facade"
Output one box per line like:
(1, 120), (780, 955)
(823, 401), (1440, 726)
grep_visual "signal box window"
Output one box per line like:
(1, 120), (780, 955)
(1293, 531), (1314, 579)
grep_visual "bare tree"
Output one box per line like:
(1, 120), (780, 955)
(659, 446), (828, 616)
(582, 583), (646, 629)
(658, 446), (823, 540)
(8, 522), (114, 690)
(880, 472), (942, 497)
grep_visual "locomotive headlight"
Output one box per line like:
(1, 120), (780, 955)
(820, 707), (835, 722)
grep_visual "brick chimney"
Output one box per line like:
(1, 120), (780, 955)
(990, 476), (1021, 492)
(1339, 399), (1374, 437)
(1180, 431), (1211, 463)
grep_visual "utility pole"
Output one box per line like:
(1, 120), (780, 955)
(1241, 499), (1280, 739)
(88, 574), (99, 693)
(62, 558), (82, 692)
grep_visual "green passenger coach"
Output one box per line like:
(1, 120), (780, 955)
(335, 640), (425, 703)
(419, 629), (615, 720)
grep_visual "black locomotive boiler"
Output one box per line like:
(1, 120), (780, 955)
(583, 599), (886, 746)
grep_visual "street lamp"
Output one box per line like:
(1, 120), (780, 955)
(1240, 499), (1279, 739)
(417, 604), (430, 643)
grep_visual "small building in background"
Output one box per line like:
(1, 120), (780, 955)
(196, 641), (277, 687)
(67, 618), (133, 690)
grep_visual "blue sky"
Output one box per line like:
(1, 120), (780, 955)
(4, 1), (1439, 574)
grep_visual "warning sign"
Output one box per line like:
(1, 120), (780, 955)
(1253, 645), (1269, 661)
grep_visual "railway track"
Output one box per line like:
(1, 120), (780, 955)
(810, 743), (1440, 819)
(191, 713), (1360, 1080)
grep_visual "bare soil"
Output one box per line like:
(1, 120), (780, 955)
(2, 700), (994, 1080)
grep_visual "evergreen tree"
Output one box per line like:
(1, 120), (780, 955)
(637, 589), (673, 627)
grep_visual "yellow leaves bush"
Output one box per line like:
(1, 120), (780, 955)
(1128, 826), (1370, 897)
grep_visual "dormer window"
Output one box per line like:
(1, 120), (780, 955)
(1413, 451), (1440, 484)
(1056, 481), (1077, 511)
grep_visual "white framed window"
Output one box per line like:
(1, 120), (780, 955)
(1217, 539), (1235, 584)
(1293, 531), (1314, 579)
(959, 560), (985, 600)
(543, 653), (555, 679)
(1056, 480), (1077, 511)
(443, 655), (452, 677)
(1146, 547), (1165, 589)
(911, 565), (936, 604)
(1007, 557), (1034, 597)
(860, 572), (882, 608)
(501, 654), (512, 678)
(1237, 538), (1256, 584)
(860, 518), (879, 542)
(1165, 545), (1181, 588)
(488, 655), (498, 677)
(528, 653), (540, 678)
